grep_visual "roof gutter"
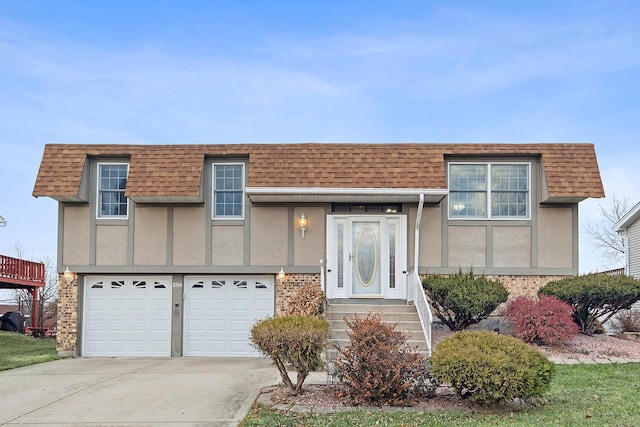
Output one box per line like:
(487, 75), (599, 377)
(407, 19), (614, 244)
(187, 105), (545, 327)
(245, 187), (449, 197)
(245, 187), (449, 204)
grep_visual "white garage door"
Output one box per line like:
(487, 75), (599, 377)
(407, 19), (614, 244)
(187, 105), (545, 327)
(184, 276), (274, 357)
(83, 276), (172, 357)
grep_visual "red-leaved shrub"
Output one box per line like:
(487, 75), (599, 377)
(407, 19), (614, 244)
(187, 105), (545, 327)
(506, 296), (578, 345)
(333, 313), (435, 406)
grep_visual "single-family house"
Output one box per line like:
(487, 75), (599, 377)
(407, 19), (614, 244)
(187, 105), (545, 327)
(614, 202), (640, 278)
(33, 143), (604, 357)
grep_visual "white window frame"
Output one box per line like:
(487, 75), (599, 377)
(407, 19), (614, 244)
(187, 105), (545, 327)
(97, 162), (129, 219)
(448, 162), (531, 220)
(212, 163), (245, 220)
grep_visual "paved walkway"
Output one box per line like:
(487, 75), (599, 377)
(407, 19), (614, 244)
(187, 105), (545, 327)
(547, 356), (640, 364)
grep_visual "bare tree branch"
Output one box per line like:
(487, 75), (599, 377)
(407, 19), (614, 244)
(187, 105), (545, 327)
(584, 194), (629, 268)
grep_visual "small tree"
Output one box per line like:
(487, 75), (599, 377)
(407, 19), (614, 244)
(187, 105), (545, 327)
(422, 271), (508, 331)
(539, 274), (640, 335)
(250, 316), (329, 395)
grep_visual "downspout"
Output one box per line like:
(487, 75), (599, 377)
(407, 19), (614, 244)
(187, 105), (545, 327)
(414, 193), (424, 273)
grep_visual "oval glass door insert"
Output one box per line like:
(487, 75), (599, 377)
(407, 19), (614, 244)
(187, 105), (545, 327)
(355, 224), (378, 287)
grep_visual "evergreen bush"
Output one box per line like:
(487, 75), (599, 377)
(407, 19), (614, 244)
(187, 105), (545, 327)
(539, 273), (640, 334)
(430, 331), (555, 405)
(422, 271), (508, 331)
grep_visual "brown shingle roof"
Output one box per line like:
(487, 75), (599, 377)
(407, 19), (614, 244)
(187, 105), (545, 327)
(32, 143), (605, 202)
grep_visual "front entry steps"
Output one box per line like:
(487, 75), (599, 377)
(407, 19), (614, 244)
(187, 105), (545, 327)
(325, 299), (429, 362)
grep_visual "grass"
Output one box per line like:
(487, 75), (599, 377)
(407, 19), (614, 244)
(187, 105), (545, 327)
(0, 331), (59, 371)
(240, 363), (640, 427)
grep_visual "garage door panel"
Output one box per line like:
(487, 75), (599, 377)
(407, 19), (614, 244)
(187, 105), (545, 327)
(83, 276), (172, 357)
(184, 276), (274, 357)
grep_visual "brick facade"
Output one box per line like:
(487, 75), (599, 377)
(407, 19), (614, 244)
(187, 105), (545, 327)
(54, 272), (566, 356)
(56, 272), (78, 356)
(275, 273), (322, 316)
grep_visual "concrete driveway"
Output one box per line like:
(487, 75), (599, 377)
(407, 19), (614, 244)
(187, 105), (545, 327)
(0, 357), (280, 427)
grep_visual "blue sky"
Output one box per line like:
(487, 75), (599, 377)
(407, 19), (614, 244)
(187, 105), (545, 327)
(1, 0), (640, 275)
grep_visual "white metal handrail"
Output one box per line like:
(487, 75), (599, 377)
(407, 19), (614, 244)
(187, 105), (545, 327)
(407, 270), (432, 355)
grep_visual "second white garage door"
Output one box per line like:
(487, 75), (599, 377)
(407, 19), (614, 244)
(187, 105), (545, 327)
(183, 276), (274, 357)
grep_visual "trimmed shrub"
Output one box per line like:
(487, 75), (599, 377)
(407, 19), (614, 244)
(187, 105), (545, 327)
(250, 316), (330, 395)
(422, 271), (509, 331)
(611, 309), (640, 334)
(333, 313), (436, 406)
(431, 331), (555, 405)
(506, 296), (579, 345)
(284, 283), (325, 317)
(539, 274), (640, 335)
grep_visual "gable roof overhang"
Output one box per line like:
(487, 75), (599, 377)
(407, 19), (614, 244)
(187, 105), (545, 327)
(33, 143), (606, 204)
(246, 187), (449, 203)
(613, 201), (640, 232)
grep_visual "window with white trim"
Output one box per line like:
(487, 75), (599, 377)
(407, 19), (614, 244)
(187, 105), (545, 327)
(98, 163), (129, 218)
(448, 163), (530, 219)
(213, 163), (245, 219)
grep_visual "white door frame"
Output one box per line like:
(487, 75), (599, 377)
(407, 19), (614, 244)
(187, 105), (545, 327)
(326, 215), (407, 299)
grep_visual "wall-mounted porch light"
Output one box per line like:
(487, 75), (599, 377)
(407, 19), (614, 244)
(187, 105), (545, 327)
(63, 266), (74, 285)
(278, 267), (285, 284)
(299, 213), (308, 238)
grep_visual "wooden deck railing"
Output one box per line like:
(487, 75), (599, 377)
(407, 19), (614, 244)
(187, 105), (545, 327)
(0, 254), (45, 287)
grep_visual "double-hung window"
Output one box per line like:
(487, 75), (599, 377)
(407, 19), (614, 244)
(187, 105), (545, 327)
(449, 163), (530, 219)
(98, 163), (129, 218)
(213, 163), (245, 219)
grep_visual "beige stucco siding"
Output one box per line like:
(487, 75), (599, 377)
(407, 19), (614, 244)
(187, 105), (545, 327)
(448, 226), (487, 268)
(250, 206), (288, 265)
(420, 207), (442, 267)
(537, 207), (573, 268)
(62, 206), (90, 266)
(492, 226), (531, 267)
(173, 207), (206, 265)
(133, 207), (168, 265)
(96, 225), (128, 265)
(211, 225), (244, 265)
(293, 207), (325, 266)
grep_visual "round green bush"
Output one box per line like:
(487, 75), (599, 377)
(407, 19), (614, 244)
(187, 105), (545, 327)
(422, 271), (509, 331)
(431, 331), (555, 405)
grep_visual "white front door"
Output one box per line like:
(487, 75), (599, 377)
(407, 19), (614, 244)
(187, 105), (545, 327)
(327, 216), (406, 299)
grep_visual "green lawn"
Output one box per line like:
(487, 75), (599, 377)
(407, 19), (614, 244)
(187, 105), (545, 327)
(241, 363), (640, 427)
(0, 331), (59, 371)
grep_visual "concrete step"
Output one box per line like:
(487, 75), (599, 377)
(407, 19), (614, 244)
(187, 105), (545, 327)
(329, 327), (427, 341)
(327, 311), (420, 322)
(326, 341), (430, 361)
(327, 303), (417, 314)
(325, 301), (429, 363)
